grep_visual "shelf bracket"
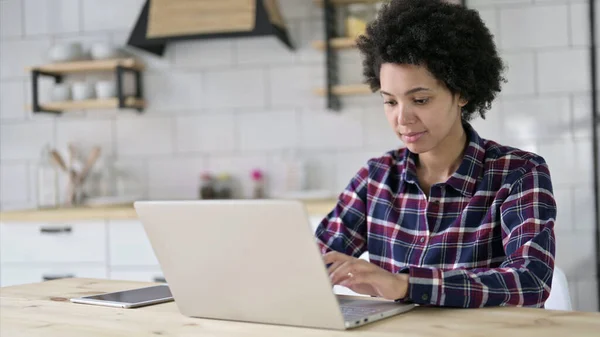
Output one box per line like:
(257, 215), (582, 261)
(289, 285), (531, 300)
(31, 70), (63, 114)
(324, 0), (341, 111)
(115, 66), (145, 113)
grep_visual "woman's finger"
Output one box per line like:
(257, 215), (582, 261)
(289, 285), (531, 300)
(327, 260), (345, 276)
(329, 261), (354, 285)
(339, 271), (374, 288)
(323, 251), (351, 265)
(329, 259), (372, 284)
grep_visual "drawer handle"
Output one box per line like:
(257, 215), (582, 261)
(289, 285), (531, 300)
(40, 226), (72, 234)
(42, 274), (74, 281)
(153, 276), (166, 283)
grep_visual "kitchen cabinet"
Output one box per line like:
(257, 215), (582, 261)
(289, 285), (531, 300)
(0, 266), (107, 287)
(0, 221), (107, 264)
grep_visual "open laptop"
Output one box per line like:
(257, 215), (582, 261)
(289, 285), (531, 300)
(133, 200), (415, 330)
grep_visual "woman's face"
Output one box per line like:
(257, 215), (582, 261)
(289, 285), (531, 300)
(379, 63), (466, 154)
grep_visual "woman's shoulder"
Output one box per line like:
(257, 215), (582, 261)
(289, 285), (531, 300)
(481, 138), (550, 179)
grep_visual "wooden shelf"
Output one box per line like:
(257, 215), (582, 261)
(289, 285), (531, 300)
(313, 84), (372, 96)
(312, 37), (357, 50)
(31, 97), (145, 111)
(313, 0), (383, 6)
(28, 58), (145, 75)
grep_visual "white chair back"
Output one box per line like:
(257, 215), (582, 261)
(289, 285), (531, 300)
(545, 266), (572, 311)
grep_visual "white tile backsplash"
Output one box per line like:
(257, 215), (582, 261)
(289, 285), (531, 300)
(110, 158), (147, 197)
(297, 151), (337, 193)
(0, 163), (29, 205)
(24, 0), (79, 36)
(144, 71), (204, 111)
(538, 138), (593, 185)
(147, 156), (205, 199)
(235, 34), (298, 66)
(299, 108), (364, 150)
(56, 119), (114, 156)
(173, 40), (235, 69)
(0, 0), (22, 38)
(501, 96), (571, 140)
(269, 64), (325, 109)
(572, 94), (592, 139)
(500, 52), (536, 96)
(467, 101), (504, 142)
(203, 69), (266, 109)
(570, 2), (590, 47)
(363, 109), (404, 150)
(296, 18), (325, 64)
(573, 186), (596, 232)
(335, 151), (385, 193)
(82, 0), (144, 32)
(175, 112), (236, 154)
(537, 49), (590, 93)
(500, 4), (569, 50)
(0, 39), (52, 79)
(238, 110), (298, 151)
(0, 80), (26, 120)
(0, 121), (54, 161)
(116, 117), (173, 156)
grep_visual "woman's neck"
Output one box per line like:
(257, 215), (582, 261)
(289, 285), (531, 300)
(417, 121), (467, 180)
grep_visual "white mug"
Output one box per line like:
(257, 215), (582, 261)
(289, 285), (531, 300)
(51, 84), (71, 102)
(71, 82), (95, 101)
(95, 81), (116, 99)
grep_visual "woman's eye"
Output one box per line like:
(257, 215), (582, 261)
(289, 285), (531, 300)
(384, 100), (397, 106)
(414, 98), (429, 105)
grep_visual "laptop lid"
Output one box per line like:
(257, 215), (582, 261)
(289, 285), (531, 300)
(134, 200), (347, 330)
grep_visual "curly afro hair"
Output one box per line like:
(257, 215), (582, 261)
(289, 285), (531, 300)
(357, 0), (505, 121)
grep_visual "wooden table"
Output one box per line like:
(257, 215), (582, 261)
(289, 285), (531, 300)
(2, 278), (599, 337)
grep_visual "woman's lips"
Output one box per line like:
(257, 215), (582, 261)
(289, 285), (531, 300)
(401, 131), (426, 143)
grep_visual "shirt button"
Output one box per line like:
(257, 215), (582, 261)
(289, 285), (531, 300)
(419, 237), (425, 243)
(422, 294), (429, 301)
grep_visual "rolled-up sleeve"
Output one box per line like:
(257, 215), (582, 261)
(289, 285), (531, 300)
(315, 165), (369, 259)
(405, 163), (556, 308)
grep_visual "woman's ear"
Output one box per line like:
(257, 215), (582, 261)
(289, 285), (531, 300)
(458, 96), (468, 107)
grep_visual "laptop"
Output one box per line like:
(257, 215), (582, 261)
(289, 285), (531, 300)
(133, 199), (415, 330)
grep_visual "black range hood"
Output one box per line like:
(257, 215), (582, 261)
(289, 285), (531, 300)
(127, 0), (294, 56)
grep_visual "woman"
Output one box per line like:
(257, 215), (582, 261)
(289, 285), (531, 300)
(317, 0), (556, 308)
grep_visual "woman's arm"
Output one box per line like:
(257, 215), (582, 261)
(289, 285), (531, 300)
(403, 163), (557, 307)
(315, 165), (369, 258)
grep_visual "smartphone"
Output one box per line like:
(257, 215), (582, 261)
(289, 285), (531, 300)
(70, 284), (173, 308)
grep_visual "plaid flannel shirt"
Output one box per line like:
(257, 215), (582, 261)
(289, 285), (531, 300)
(315, 123), (556, 308)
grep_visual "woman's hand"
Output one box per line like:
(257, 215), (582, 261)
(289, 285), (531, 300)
(323, 251), (409, 301)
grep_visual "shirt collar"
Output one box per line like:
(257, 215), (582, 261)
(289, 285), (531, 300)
(400, 123), (485, 198)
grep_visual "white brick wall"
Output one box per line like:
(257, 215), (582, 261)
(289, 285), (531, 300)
(0, 0), (597, 312)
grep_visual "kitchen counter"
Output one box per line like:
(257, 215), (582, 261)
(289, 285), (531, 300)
(2, 278), (600, 337)
(0, 199), (338, 222)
